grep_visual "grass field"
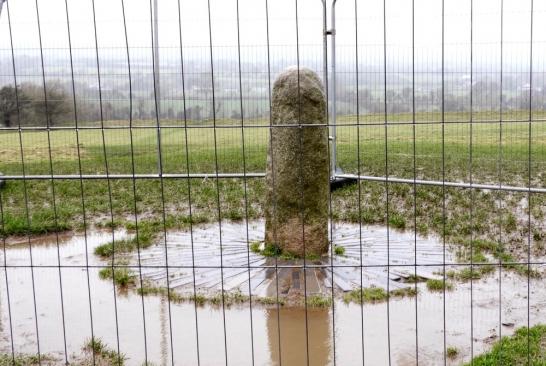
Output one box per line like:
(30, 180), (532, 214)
(465, 325), (546, 366)
(0, 112), (545, 271)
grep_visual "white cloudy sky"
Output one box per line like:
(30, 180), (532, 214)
(0, 0), (544, 68)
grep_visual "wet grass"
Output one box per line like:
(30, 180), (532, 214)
(334, 245), (345, 256)
(402, 274), (427, 284)
(251, 242), (324, 260)
(249, 241), (261, 254)
(94, 233), (153, 258)
(84, 337), (126, 365)
(467, 325), (546, 365)
(343, 286), (417, 304)
(0, 354), (50, 366)
(0, 114), (544, 275)
(305, 294), (333, 308)
(137, 284), (291, 307)
(446, 346), (459, 360)
(255, 296), (286, 306)
(137, 285), (255, 307)
(0, 337), (125, 366)
(426, 279), (454, 292)
(99, 267), (135, 288)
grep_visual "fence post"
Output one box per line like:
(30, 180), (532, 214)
(264, 67), (329, 257)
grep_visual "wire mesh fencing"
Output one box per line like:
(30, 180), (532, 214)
(0, 0), (545, 365)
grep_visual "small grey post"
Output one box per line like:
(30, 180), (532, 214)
(264, 67), (330, 257)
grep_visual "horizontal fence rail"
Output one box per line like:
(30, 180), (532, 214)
(2, 173), (546, 194)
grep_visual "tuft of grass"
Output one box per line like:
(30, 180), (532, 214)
(494, 251), (541, 278)
(137, 286), (184, 303)
(403, 274), (426, 283)
(446, 265), (496, 282)
(344, 287), (386, 304)
(426, 279), (454, 292)
(390, 287), (418, 298)
(0, 354), (55, 366)
(304, 252), (321, 261)
(446, 346), (459, 359)
(388, 212), (406, 230)
(466, 325), (546, 365)
(343, 286), (416, 304)
(96, 219), (123, 230)
(137, 285), (290, 307)
(135, 289), (251, 307)
(255, 296), (285, 306)
(94, 228), (154, 258)
(84, 337), (126, 365)
(334, 245), (345, 256)
(249, 241), (261, 254)
(228, 291), (249, 305)
(454, 239), (543, 280)
(98, 267), (135, 288)
(0, 210), (72, 238)
(190, 294), (207, 306)
(250, 242), (321, 261)
(261, 243), (282, 257)
(306, 294), (332, 308)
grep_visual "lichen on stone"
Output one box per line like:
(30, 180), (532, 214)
(264, 67), (329, 257)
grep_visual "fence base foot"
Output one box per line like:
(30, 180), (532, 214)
(330, 170), (357, 191)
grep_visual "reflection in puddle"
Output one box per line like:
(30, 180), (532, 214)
(267, 308), (331, 366)
(0, 224), (544, 365)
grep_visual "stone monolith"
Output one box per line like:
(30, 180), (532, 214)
(264, 67), (329, 257)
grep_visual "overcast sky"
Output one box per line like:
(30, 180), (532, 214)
(0, 0), (544, 69)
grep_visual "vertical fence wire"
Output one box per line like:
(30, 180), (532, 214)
(148, 0), (176, 363)
(381, 0), (392, 363)
(8, 1), (43, 362)
(411, 0), (419, 363)
(469, 0), (475, 361)
(441, 0), (448, 363)
(264, 1), (284, 363)
(527, 0), (534, 362)
(294, 2), (311, 365)
(175, 0), (202, 363)
(63, 0), (97, 363)
(34, 0), (72, 361)
(90, 0), (127, 362)
(234, 0), (257, 363)
(206, 1), (229, 363)
(497, 0), (504, 360)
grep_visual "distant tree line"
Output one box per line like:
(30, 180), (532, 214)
(3, 78), (546, 127)
(0, 82), (71, 127)
(0, 82), (269, 126)
(335, 81), (546, 114)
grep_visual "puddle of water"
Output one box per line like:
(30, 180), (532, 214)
(0, 224), (544, 365)
(133, 220), (453, 298)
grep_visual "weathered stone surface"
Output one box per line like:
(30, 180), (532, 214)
(264, 67), (329, 257)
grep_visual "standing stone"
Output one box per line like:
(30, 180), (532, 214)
(264, 67), (329, 257)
